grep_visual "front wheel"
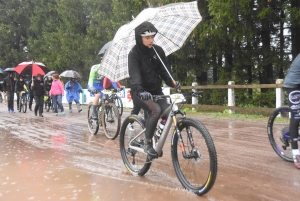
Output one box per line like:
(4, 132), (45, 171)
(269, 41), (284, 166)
(21, 97), (27, 113)
(171, 118), (218, 196)
(87, 103), (100, 135)
(120, 115), (151, 176)
(267, 106), (294, 162)
(102, 103), (120, 140)
(113, 96), (123, 116)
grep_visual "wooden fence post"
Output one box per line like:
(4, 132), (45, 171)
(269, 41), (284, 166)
(192, 82), (198, 111)
(228, 81), (235, 114)
(276, 79), (284, 108)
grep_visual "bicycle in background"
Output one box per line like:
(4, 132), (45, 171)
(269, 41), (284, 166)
(87, 89), (121, 140)
(267, 106), (300, 162)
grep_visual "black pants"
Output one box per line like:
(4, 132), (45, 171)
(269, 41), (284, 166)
(28, 92), (34, 109)
(16, 92), (20, 109)
(6, 91), (14, 110)
(286, 88), (300, 149)
(34, 95), (44, 115)
(131, 92), (169, 140)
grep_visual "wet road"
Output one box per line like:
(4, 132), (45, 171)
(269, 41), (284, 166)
(0, 103), (299, 201)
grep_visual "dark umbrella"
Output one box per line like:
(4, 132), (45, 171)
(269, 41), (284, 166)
(98, 41), (111, 56)
(14, 61), (49, 76)
(60, 70), (81, 78)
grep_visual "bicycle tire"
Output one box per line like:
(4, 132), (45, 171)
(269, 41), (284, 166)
(101, 103), (120, 140)
(171, 118), (217, 196)
(87, 102), (100, 135)
(267, 106), (294, 162)
(120, 115), (151, 176)
(21, 96), (27, 113)
(46, 100), (51, 112)
(113, 96), (123, 116)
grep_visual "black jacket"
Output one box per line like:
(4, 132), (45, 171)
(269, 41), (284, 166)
(128, 22), (174, 95)
(2, 76), (16, 93)
(15, 79), (26, 92)
(31, 79), (45, 96)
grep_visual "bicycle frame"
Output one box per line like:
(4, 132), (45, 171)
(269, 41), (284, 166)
(128, 93), (185, 156)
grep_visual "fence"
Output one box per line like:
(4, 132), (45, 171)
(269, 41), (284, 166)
(181, 79), (284, 116)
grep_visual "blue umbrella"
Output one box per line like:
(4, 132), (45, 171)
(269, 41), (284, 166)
(0, 68), (4, 73)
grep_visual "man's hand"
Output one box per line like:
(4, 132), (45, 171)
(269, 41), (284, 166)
(174, 81), (181, 90)
(138, 91), (151, 100)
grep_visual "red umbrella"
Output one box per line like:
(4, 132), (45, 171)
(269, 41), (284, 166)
(14, 61), (49, 76)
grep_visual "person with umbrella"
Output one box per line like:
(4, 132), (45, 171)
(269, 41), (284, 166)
(15, 74), (27, 111)
(31, 74), (46, 117)
(127, 21), (181, 158)
(64, 77), (83, 113)
(2, 71), (16, 112)
(27, 77), (35, 111)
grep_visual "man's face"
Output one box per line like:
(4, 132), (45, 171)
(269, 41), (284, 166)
(142, 35), (155, 48)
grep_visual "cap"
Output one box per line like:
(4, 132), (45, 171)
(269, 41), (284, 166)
(141, 30), (157, 36)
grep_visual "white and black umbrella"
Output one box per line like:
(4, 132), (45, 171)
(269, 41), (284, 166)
(99, 1), (202, 81)
(60, 70), (81, 78)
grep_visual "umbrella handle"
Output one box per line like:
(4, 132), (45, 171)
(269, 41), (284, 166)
(153, 47), (181, 92)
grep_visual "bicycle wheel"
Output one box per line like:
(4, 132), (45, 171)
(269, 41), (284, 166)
(113, 96), (123, 116)
(101, 103), (120, 140)
(171, 118), (217, 196)
(87, 103), (100, 135)
(45, 99), (51, 112)
(21, 96), (27, 113)
(267, 106), (294, 162)
(120, 115), (151, 176)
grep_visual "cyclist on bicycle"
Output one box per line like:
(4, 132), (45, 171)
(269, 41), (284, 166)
(284, 53), (300, 169)
(128, 21), (181, 158)
(87, 64), (122, 120)
(15, 75), (27, 111)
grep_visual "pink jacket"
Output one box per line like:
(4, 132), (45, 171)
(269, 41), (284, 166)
(50, 79), (64, 96)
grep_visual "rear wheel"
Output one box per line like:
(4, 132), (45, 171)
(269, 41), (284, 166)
(120, 115), (151, 176)
(87, 102), (100, 135)
(102, 103), (120, 140)
(171, 118), (217, 196)
(267, 106), (294, 162)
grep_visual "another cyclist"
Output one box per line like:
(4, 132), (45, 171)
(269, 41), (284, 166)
(65, 77), (83, 113)
(128, 21), (181, 158)
(87, 64), (122, 120)
(15, 75), (27, 111)
(44, 75), (53, 109)
(283, 53), (300, 169)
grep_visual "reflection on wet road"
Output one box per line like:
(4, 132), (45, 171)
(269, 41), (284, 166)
(0, 104), (299, 201)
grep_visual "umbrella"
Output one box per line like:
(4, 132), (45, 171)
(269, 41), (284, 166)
(14, 61), (49, 76)
(99, 1), (202, 81)
(4, 67), (15, 72)
(0, 68), (4, 73)
(98, 41), (112, 56)
(60, 70), (81, 78)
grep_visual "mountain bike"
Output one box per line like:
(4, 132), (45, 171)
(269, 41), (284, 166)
(109, 87), (124, 116)
(0, 92), (3, 103)
(44, 95), (52, 112)
(87, 89), (121, 140)
(18, 91), (27, 113)
(267, 106), (300, 162)
(119, 91), (218, 196)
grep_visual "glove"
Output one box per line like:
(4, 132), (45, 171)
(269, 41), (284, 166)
(174, 81), (181, 90)
(138, 91), (151, 100)
(89, 87), (98, 94)
(78, 89), (82, 93)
